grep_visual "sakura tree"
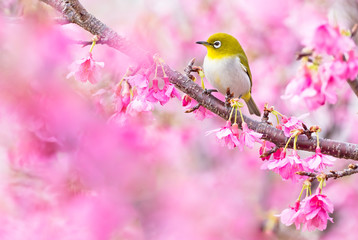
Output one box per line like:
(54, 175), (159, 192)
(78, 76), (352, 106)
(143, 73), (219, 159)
(1, 0), (358, 239)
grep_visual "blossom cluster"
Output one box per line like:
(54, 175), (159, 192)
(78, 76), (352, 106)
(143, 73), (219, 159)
(256, 112), (336, 231)
(114, 72), (181, 117)
(283, 23), (358, 110)
(67, 53), (105, 84)
(205, 106), (336, 231)
(280, 188), (334, 231)
(207, 121), (262, 150)
(261, 147), (335, 183)
(261, 115), (335, 182)
(68, 51), (182, 119)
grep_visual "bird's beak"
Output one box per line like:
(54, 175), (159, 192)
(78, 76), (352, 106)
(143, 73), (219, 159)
(196, 41), (211, 46)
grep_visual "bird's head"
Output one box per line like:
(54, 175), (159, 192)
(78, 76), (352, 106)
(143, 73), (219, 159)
(196, 33), (244, 59)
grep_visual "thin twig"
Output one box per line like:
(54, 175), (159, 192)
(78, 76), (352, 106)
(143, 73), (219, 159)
(261, 108), (271, 125)
(351, 23), (358, 38)
(296, 51), (313, 60)
(184, 58), (196, 81)
(301, 123), (313, 140)
(297, 164), (358, 180)
(260, 145), (279, 159)
(185, 104), (201, 113)
(74, 39), (108, 47)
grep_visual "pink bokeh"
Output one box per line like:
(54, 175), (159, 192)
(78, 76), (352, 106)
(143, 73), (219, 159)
(0, 0), (357, 239)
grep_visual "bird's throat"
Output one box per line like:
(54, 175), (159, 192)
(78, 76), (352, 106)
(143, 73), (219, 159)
(206, 48), (237, 59)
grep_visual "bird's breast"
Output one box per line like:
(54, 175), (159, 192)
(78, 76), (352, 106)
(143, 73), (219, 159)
(203, 56), (251, 97)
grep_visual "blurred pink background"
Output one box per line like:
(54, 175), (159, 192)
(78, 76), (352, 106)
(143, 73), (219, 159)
(0, 0), (357, 239)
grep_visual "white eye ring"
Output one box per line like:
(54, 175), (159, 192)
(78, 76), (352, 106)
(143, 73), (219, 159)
(213, 40), (221, 49)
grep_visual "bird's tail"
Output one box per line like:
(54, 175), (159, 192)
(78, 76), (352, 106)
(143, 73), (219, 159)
(245, 96), (261, 117)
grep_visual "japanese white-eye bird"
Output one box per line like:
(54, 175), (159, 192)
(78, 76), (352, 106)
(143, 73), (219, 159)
(196, 33), (261, 116)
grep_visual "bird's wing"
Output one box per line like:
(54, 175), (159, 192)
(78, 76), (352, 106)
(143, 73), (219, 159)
(240, 62), (248, 74)
(238, 53), (252, 91)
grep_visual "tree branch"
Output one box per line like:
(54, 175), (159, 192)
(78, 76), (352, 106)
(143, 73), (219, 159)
(297, 164), (358, 180)
(39, 0), (358, 161)
(40, 0), (149, 64)
(164, 65), (358, 160)
(347, 24), (358, 97)
(347, 78), (358, 98)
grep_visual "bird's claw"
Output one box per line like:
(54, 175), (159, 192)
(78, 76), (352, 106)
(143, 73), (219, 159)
(225, 88), (234, 108)
(225, 99), (231, 108)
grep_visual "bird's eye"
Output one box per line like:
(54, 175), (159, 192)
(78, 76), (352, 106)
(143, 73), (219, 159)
(213, 41), (221, 49)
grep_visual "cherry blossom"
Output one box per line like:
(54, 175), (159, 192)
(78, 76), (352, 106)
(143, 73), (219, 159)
(305, 147), (335, 172)
(284, 23), (358, 110)
(67, 53), (104, 84)
(312, 23), (355, 57)
(240, 122), (262, 148)
(281, 116), (304, 137)
(206, 121), (242, 150)
(164, 82), (181, 100)
(279, 189), (334, 231)
(126, 95), (153, 115)
(262, 150), (307, 182)
(115, 81), (131, 114)
(146, 78), (170, 105)
(330, 51), (358, 81)
(126, 74), (149, 91)
(279, 200), (302, 229)
(299, 189), (334, 231)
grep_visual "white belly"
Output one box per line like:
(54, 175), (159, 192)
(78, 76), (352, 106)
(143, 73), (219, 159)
(203, 56), (251, 97)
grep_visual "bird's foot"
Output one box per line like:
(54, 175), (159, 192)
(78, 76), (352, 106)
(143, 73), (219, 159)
(225, 88), (234, 108)
(225, 98), (231, 108)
